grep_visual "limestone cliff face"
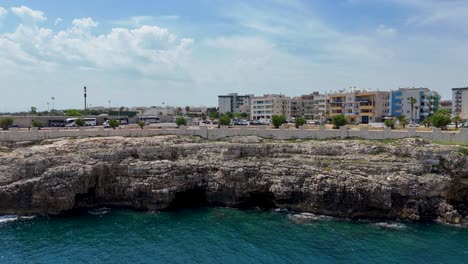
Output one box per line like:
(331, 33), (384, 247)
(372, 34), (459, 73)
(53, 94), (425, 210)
(0, 136), (467, 224)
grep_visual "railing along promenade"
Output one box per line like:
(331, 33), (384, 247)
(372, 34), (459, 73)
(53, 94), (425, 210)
(0, 126), (467, 143)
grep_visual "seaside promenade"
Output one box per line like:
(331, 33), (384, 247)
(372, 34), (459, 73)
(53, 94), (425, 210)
(1, 125), (467, 143)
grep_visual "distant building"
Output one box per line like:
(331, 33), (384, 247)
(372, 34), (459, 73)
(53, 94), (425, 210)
(251, 94), (291, 120)
(218, 93), (254, 114)
(452, 87), (468, 119)
(329, 90), (389, 124)
(312, 93), (329, 118)
(290, 92), (327, 119)
(390, 87), (439, 122)
(439, 100), (452, 116)
(183, 106), (208, 117)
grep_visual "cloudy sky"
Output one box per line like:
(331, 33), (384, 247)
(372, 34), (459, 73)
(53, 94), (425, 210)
(0, 0), (466, 112)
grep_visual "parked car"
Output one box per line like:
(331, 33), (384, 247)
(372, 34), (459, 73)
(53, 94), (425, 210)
(234, 120), (249, 126)
(250, 120), (263, 125)
(409, 123), (420, 127)
(103, 120), (110, 128)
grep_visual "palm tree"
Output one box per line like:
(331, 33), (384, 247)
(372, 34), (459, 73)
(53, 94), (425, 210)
(452, 115), (462, 129)
(414, 106), (419, 122)
(408, 97), (417, 123)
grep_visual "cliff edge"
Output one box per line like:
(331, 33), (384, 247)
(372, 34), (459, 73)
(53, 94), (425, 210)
(1, 136), (467, 224)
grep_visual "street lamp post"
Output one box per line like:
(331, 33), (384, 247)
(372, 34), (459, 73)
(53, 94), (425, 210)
(84, 86), (87, 111)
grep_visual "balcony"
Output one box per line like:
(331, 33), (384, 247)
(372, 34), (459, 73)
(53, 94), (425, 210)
(355, 98), (371, 103)
(359, 105), (374, 110)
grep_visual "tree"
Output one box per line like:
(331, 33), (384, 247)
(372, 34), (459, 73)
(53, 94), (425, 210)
(452, 115), (462, 129)
(408, 97), (417, 122)
(219, 116), (231, 126)
(65, 109), (82, 116)
(431, 110), (451, 129)
(176, 107), (183, 116)
(331, 114), (347, 129)
(175, 117), (187, 127)
(422, 118), (431, 127)
(108, 119), (120, 129)
(31, 120), (43, 128)
(272, 115), (286, 128)
(240, 112), (249, 119)
(384, 119), (395, 129)
(295, 117), (306, 128)
(397, 115), (409, 128)
(138, 121), (146, 129)
(74, 118), (85, 127)
(185, 106), (190, 115)
(30, 106), (37, 114)
(0, 117), (14, 130)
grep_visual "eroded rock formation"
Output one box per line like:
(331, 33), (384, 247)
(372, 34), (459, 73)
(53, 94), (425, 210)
(0, 136), (467, 224)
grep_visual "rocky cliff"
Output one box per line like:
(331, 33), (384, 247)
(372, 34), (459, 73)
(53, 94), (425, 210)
(1, 136), (467, 224)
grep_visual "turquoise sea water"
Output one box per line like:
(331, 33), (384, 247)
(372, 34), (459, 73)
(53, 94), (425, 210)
(1, 208), (467, 264)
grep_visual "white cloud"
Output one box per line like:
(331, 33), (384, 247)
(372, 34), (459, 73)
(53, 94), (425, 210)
(54, 17), (63, 26)
(111, 15), (179, 27)
(72, 17), (98, 28)
(376, 24), (397, 37)
(0, 6), (8, 18)
(0, 16), (193, 79)
(10, 5), (46, 22)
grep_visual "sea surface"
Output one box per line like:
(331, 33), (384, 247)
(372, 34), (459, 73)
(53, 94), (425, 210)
(1, 207), (467, 264)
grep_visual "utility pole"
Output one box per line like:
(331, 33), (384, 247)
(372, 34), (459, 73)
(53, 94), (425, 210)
(84, 86), (87, 111)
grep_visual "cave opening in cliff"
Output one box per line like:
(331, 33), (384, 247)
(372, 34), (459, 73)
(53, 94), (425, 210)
(168, 187), (208, 209)
(237, 192), (277, 209)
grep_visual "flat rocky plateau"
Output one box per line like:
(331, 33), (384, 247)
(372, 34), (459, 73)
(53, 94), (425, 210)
(0, 136), (467, 224)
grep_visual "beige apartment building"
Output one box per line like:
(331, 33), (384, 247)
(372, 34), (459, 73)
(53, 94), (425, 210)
(329, 90), (390, 124)
(251, 94), (291, 120)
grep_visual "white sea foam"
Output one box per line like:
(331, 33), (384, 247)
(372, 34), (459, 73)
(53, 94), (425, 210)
(0, 215), (18, 224)
(374, 222), (407, 230)
(288, 212), (333, 223)
(88, 208), (111, 215)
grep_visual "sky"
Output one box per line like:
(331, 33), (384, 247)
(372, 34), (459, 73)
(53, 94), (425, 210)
(0, 0), (466, 112)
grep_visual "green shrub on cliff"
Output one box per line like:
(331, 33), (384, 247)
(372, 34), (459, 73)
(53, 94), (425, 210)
(219, 116), (231, 126)
(272, 115), (286, 128)
(176, 117), (187, 127)
(31, 120), (43, 128)
(295, 117), (306, 128)
(384, 119), (395, 129)
(74, 118), (85, 127)
(331, 114), (347, 129)
(138, 121), (145, 129)
(0, 117), (14, 130)
(108, 119), (120, 129)
(431, 111), (451, 129)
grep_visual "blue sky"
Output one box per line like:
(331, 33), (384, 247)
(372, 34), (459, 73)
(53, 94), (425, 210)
(0, 0), (466, 112)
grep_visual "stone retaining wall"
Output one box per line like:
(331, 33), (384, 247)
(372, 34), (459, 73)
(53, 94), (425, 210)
(0, 126), (467, 143)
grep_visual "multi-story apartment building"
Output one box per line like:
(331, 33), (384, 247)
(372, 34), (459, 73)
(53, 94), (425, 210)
(452, 87), (468, 119)
(329, 90), (389, 124)
(251, 94), (291, 120)
(290, 94), (315, 119)
(390, 88), (439, 122)
(312, 93), (329, 118)
(218, 93), (254, 114)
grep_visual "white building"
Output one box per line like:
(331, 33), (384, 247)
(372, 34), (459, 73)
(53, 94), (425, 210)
(452, 87), (468, 119)
(251, 94), (291, 120)
(218, 93), (254, 114)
